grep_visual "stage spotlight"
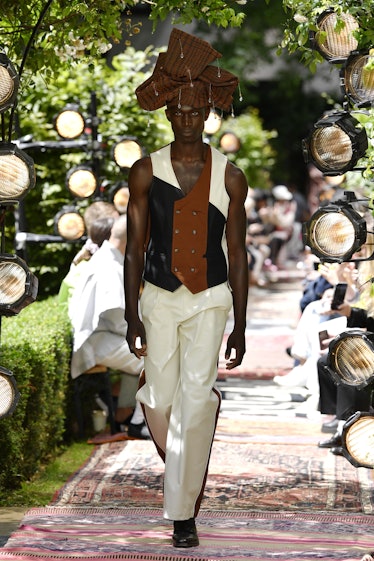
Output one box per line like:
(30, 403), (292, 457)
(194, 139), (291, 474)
(219, 131), (241, 154)
(310, 9), (359, 63)
(54, 104), (85, 139)
(0, 367), (20, 418)
(112, 137), (144, 170)
(326, 329), (374, 389)
(54, 207), (85, 241)
(340, 411), (374, 469)
(66, 165), (97, 199)
(0, 53), (19, 113)
(0, 142), (36, 203)
(302, 111), (368, 175)
(302, 201), (367, 262)
(0, 254), (38, 316)
(109, 182), (129, 214)
(341, 50), (374, 108)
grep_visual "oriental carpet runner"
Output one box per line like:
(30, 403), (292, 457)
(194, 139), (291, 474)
(1, 416), (374, 560)
(0, 506), (373, 560)
(51, 415), (374, 514)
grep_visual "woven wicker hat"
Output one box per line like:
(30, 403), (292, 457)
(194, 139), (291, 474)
(135, 28), (239, 112)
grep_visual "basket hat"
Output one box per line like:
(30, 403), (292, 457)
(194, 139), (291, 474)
(135, 28), (239, 112)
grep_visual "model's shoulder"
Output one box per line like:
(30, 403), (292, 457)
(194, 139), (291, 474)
(130, 155), (152, 175)
(225, 159), (247, 183)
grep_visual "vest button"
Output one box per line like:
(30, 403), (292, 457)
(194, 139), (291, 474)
(174, 267), (178, 272)
(192, 210), (197, 215)
(192, 229), (197, 234)
(175, 229), (180, 234)
(175, 209), (181, 214)
(191, 249), (196, 253)
(191, 267), (195, 272)
(174, 248), (179, 252)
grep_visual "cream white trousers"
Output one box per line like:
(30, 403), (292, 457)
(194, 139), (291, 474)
(137, 281), (232, 521)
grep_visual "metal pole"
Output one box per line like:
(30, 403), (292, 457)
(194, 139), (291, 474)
(90, 92), (103, 199)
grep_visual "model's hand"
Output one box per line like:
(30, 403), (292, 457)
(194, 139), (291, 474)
(126, 319), (147, 358)
(224, 330), (246, 370)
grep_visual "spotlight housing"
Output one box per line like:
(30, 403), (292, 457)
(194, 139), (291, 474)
(109, 182), (130, 214)
(302, 111), (368, 175)
(340, 50), (374, 108)
(0, 254), (38, 316)
(66, 165), (97, 199)
(302, 200), (367, 262)
(0, 367), (20, 418)
(54, 104), (85, 139)
(54, 207), (85, 241)
(112, 137), (144, 170)
(0, 142), (36, 203)
(341, 411), (374, 469)
(310, 9), (359, 63)
(326, 329), (374, 389)
(0, 53), (19, 113)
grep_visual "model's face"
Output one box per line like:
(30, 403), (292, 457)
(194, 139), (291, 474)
(165, 105), (208, 142)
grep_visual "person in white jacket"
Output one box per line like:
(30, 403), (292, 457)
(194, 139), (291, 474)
(70, 214), (149, 439)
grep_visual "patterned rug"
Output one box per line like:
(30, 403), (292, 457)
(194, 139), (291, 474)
(51, 416), (374, 514)
(1, 506), (373, 560)
(217, 332), (294, 380)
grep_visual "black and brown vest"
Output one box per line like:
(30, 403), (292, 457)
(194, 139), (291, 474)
(144, 144), (230, 294)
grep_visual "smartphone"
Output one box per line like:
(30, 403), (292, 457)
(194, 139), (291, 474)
(319, 329), (329, 350)
(331, 283), (347, 310)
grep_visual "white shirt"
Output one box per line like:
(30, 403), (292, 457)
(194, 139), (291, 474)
(70, 240), (127, 378)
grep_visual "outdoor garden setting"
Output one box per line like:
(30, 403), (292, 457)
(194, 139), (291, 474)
(0, 1), (374, 559)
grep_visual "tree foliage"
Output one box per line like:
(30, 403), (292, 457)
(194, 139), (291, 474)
(0, 0), (245, 83)
(279, 0), (374, 72)
(12, 47), (173, 298)
(279, 0), (374, 186)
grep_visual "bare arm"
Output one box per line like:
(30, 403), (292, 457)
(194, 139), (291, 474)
(224, 162), (249, 369)
(124, 156), (152, 358)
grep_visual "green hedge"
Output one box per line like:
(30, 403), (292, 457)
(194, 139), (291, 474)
(0, 296), (72, 492)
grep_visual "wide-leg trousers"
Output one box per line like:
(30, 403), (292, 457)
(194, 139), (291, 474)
(137, 281), (232, 521)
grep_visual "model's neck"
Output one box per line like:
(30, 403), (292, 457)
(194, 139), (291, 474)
(171, 139), (207, 162)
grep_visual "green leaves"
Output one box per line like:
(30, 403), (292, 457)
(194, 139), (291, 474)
(0, 0), (246, 82)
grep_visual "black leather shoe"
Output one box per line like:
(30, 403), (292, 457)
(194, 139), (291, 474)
(331, 447), (344, 456)
(173, 518), (199, 548)
(127, 422), (150, 440)
(318, 433), (342, 448)
(321, 416), (339, 433)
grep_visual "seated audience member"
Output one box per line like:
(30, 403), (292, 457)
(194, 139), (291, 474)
(245, 189), (272, 287)
(316, 254), (374, 450)
(274, 262), (358, 402)
(73, 201), (120, 266)
(259, 184), (297, 270)
(316, 352), (372, 454)
(58, 216), (115, 308)
(69, 214), (149, 439)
